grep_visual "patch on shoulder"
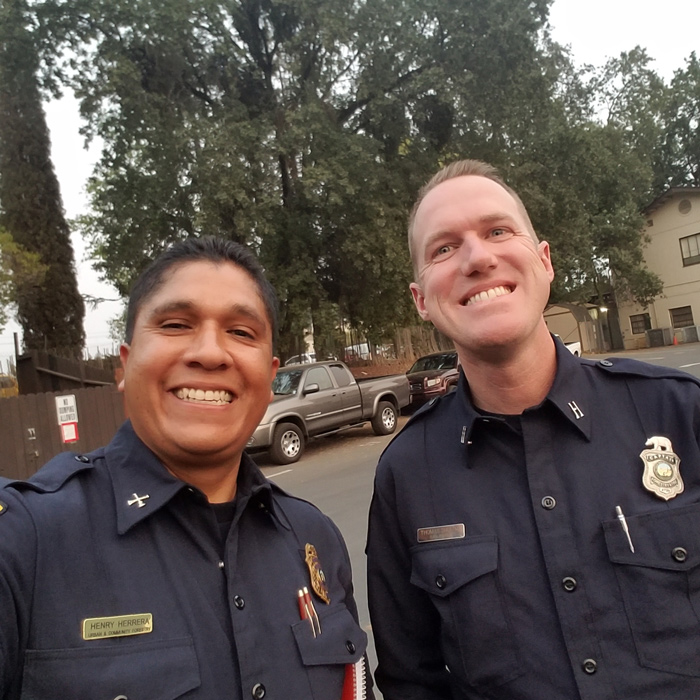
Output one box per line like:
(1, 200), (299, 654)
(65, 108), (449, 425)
(0, 500), (8, 516)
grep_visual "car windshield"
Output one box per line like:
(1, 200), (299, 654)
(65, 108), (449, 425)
(408, 353), (457, 373)
(272, 370), (303, 395)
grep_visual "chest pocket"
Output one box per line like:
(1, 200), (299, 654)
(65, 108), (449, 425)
(410, 536), (523, 692)
(292, 604), (367, 700)
(20, 637), (200, 700)
(604, 501), (700, 677)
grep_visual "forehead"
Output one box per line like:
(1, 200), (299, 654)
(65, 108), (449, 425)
(138, 260), (268, 321)
(413, 175), (523, 239)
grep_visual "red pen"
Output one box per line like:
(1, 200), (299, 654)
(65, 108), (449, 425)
(297, 589), (316, 637)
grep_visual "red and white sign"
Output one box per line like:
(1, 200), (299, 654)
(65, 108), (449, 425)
(60, 422), (79, 443)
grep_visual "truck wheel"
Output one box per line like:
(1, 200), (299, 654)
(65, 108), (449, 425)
(372, 401), (397, 436)
(270, 423), (305, 464)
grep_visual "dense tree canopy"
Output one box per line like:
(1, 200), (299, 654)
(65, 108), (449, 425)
(1, 0), (697, 356)
(0, 230), (47, 333)
(0, 0), (85, 356)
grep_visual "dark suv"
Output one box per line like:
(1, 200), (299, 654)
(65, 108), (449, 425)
(406, 351), (459, 407)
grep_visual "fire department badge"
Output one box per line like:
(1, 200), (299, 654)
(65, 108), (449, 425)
(640, 436), (683, 501)
(304, 543), (330, 604)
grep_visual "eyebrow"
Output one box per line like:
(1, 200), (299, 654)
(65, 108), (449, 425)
(148, 300), (268, 328)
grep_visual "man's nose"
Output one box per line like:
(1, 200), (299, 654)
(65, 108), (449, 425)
(458, 236), (498, 276)
(185, 327), (231, 368)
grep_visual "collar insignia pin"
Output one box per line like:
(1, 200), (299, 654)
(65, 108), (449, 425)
(127, 493), (150, 508)
(305, 543), (330, 604)
(568, 401), (584, 420)
(640, 436), (683, 501)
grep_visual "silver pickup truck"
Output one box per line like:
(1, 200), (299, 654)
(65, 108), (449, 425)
(247, 360), (410, 464)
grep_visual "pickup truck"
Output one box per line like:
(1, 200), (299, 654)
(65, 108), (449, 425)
(554, 334), (581, 356)
(247, 361), (410, 464)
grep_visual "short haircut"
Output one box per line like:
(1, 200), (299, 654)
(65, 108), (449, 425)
(124, 236), (279, 345)
(408, 159), (538, 275)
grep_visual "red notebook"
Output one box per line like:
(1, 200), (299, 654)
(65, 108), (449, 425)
(341, 658), (367, 700)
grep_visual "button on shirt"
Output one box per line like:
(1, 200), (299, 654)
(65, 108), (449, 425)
(0, 422), (367, 699)
(367, 342), (700, 699)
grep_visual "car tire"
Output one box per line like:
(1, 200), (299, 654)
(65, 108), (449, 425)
(371, 401), (397, 436)
(270, 422), (305, 464)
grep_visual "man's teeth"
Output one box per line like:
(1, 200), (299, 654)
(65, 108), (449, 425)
(466, 285), (511, 305)
(175, 388), (233, 404)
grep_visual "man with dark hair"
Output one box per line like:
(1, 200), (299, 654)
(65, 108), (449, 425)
(0, 237), (368, 699)
(367, 160), (700, 699)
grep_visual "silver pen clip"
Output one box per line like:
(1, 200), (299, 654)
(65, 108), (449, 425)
(616, 505), (635, 553)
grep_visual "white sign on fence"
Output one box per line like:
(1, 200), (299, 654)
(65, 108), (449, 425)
(55, 394), (78, 425)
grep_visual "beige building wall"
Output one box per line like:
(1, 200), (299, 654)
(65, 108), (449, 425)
(617, 189), (700, 349)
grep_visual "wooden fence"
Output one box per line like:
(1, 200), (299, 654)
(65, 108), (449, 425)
(0, 385), (125, 480)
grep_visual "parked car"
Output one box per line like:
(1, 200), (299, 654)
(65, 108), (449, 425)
(284, 352), (316, 366)
(406, 351), (459, 407)
(554, 334), (581, 356)
(247, 361), (410, 464)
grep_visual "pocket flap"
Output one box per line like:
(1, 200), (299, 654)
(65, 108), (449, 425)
(292, 605), (367, 666)
(22, 636), (200, 700)
(410, 536), (498, 597)
(603, 502), (700, 571)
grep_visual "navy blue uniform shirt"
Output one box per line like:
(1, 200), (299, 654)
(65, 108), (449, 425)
(367, 341), (700, 699)
(0, 421), (367, 699)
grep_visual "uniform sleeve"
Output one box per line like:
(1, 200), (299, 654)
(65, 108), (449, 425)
(0, 488), (37, 699)
(366, 461), (451, 700)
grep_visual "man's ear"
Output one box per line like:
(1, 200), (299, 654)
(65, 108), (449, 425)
(118, 344), (130, 392)
(537, 241), (555, 282)
(410, 282), (431, 321)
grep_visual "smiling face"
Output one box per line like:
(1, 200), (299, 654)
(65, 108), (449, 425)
(409, 175), (554, 359)
(120, 260), (279, 475)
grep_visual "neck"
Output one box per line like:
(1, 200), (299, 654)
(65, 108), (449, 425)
(165, 457), (242, 503)
(458, 327), (557, 415)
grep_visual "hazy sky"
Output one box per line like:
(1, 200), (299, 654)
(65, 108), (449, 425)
(1, 0), (698, 368)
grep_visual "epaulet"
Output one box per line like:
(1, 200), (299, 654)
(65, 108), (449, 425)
(590, 356), (700, 386)
(12, 447), (105, 494)
(405, 394), (447, 426)
(377, 393), (450, 460)
(0, 476), (16, 488)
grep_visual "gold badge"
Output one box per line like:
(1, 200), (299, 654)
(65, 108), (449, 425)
(304, 543), (330, 604)
(641, 436), (684, 501)
(0, 500), (7, 516)
(82, 613), (153, 640)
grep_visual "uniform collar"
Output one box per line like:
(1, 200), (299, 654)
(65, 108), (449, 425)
(456, 336), (593, 445)
(108, 422), (284, 534)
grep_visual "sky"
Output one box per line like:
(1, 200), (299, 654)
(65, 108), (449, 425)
(1, 0), (699, 370)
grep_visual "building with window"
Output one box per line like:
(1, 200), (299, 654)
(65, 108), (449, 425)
(617, 187), (700, 349)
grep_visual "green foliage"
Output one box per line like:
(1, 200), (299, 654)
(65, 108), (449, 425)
(0, 0), (85, 357)
(15, 0), (693, 349)
(662, 52), (700, 186)
(0, 230), (48, 332)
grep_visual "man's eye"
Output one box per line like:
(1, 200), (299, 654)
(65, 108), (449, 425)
(434, 244), (452, 257)
(490, 228), (509, 238)
(161, 322), (188, 329)
(231, 328), (254, 339)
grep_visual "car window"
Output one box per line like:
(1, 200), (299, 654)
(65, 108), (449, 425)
(272, 370), (303, 395)
(305, 367), (333, 391)
(329, 364), (353, 387)
(408, 353), (457, 373)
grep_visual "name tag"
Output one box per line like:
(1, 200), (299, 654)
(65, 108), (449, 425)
(82, 613), (153, 640)
(417, 524), (466, 543)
